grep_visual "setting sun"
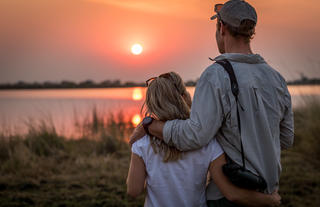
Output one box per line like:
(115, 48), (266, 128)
(132, 87), (143, 101)
(131, 44), (143, 55)
(132, 114), (142, 127)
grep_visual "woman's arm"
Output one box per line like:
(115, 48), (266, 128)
(209, 154), (281, 207)
(126, 153), (147, 198)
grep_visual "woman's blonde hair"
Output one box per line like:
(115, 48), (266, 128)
(142, 72), (190, 162)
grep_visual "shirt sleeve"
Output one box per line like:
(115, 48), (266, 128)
(131, 141), (143, 157)
(280, 85), (294, 150)
(163, 67), (225, 151)
(209, 139), (224, 162)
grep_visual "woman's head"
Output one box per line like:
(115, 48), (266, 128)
(142, 72), (191, 162)
(144, 72), (191, 121)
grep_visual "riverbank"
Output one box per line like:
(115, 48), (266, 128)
(0, 101), (319, 207)
(0, 79), (319, 90)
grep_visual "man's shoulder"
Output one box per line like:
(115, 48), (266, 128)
(199, 63), (228, 86)
(203, 62), (226, 75)
(262, 63), (288, 88)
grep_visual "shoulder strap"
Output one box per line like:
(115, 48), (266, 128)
(215, 60), (246, 169)
(215, 60), (239, 98)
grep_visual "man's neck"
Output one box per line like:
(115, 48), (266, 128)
(224, 38), (253, 54)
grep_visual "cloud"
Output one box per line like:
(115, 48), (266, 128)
(87, 0), (210, 19)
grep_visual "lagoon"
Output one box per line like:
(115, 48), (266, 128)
(0, 86), (319, 136)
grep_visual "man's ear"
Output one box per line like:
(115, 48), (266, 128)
(220, 23), (226, 36)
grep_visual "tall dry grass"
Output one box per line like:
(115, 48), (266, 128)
(280, 99), (320, 207)
(0, 110), (143, 207)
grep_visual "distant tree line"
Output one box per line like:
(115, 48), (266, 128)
(287, 74), (320, 85)
(0, 80), (144, 90)
(0, 75), (318, 90)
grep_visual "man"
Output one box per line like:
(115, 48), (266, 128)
(130, 0), (294, 205)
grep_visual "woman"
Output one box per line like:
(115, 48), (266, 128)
(127, 72), (280, 207)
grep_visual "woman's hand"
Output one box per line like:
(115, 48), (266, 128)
(129, 122), (146, 147)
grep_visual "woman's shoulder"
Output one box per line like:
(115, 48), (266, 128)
(131, 135), (153, 163)
(132, 135), (150, 148)
(131, 135), (151, 156)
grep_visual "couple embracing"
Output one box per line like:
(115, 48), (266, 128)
(127, 0), (294, 206)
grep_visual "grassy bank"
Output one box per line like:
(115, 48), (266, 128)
(0, 111), (145, 207)
(280, 100), (320, 206)
(0, 102), (320, 207)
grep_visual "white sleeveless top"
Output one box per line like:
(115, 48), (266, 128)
(131, 135), (224, 207)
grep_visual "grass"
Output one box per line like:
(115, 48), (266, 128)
(0, 111), (144, 207)
(0, 101), (320, 207)
(279, 99), (320, 207)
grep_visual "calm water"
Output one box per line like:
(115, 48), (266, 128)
(0, 86), (319, 136)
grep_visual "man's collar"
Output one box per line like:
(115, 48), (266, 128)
(213, 53), (266, 64)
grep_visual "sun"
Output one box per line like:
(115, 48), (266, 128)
(132, 114), (141, 127)
(131, 43), (143, 55)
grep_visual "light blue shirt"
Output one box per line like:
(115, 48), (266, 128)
(163, 53), (294, 196)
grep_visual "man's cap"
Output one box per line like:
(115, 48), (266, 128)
(210, 0), (257, 28)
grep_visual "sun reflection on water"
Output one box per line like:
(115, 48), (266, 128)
(132, 114), (142, 127)
(132, 88), (143, 101)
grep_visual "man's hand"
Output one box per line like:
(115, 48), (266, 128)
(129, 122), (146, 147)
(129, 120), (165, 147)
(270, 190), (281, 207)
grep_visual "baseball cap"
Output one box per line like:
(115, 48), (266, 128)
(210, 0), (257, 28)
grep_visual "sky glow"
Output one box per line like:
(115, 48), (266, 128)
(0, 0), (319, 83)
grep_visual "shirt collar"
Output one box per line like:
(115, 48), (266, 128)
(213, 53), (266, 64)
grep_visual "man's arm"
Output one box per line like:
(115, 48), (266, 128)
(129, 121), (165, 147)
(280, 86), (294, 150)
(126, 153), (147, 198)
(148, 120), (165, 139)
(209, 154), (281, 207)
(160, 71), (224, 151)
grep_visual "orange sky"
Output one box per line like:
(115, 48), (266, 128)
(0, 0), (320, 83)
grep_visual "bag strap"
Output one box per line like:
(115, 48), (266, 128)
(216, 60), (246, 169)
